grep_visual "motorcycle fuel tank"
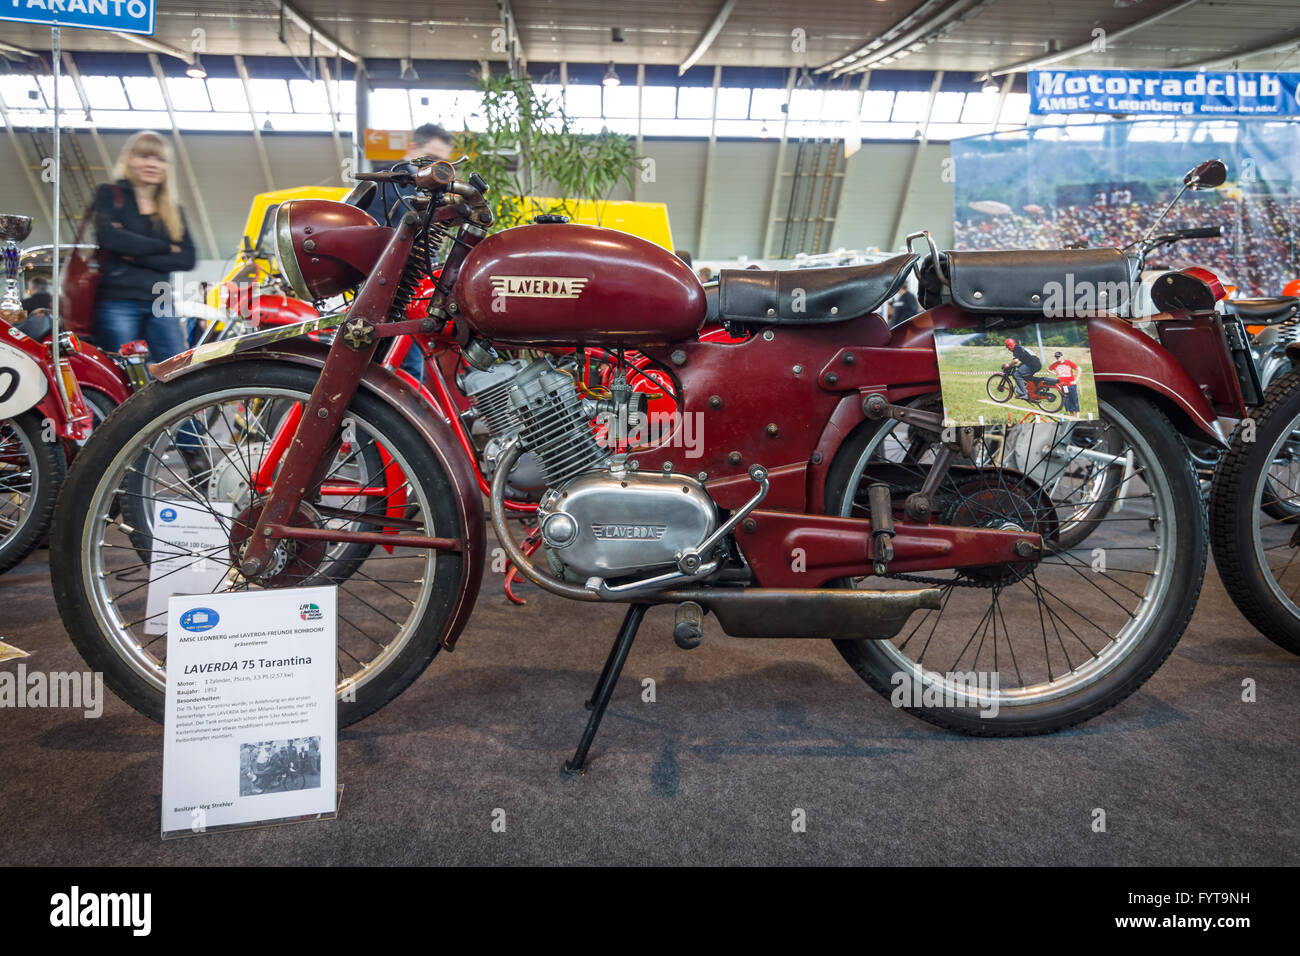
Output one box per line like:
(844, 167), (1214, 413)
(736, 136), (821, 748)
(456, 223), (705, 346)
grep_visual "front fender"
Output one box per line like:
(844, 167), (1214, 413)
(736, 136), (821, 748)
(156, 339), (485, 651)
(892, 305), (1226, 446)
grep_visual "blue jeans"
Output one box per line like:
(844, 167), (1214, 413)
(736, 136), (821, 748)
(94, 298), (189, 361)
(95, 298), (202, 448)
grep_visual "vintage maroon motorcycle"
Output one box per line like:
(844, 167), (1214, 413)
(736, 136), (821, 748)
(51, 160), (1252, 770)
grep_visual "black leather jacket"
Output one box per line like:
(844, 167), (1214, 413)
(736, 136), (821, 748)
(93, 180), (196, 302)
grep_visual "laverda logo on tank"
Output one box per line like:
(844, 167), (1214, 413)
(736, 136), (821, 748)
(490, 275), (589, 299)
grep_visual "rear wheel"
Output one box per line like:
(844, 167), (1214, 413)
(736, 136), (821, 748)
(51, 361), (470, 727)
(1033, 383), (1064, 415)
(0, 411), (66, 574)
(824, 389), (1205, 735)
(1210, 368), (1300, 654)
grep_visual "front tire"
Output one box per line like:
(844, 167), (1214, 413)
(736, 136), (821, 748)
(824, 389), (1206, 735)
(51, 361), (471, 727)
(985, 373), (1011, 403)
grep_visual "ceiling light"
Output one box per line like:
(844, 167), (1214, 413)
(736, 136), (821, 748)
(982, 79), (999, 94)
(186, 55), (207, 79)
(796, 68), (814, 90)
(401, 58), (419, 81)
(611, 27), (625, 43)
(603, 61), (620, 87)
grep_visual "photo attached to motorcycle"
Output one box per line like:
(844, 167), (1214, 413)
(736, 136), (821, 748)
(934, 321), (1098, 426)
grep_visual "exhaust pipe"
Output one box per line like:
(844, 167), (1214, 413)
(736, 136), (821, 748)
(658, 587), (943, 641)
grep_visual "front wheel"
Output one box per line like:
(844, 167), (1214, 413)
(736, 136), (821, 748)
(50, 361), (472, 727)
(1210, 367), (1300, 654)
(985, 372), (1012, 403)
(825, 389), (1206, 735)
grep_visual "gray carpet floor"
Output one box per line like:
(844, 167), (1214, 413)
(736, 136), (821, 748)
(1, 544), (1297, 866)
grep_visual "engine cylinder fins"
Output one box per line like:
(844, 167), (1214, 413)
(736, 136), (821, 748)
(462, 358), (528, 439)
(507, 360), (610, 486)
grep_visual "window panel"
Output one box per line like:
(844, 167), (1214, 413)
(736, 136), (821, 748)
(821, 90), (859, 121)
(749, 88), (787, 120)
(786, 88), (823, 121)
(123, 76), (165, 111)
(565, 84), (602, 117)
(289, 79), (329, 114)
(891, 90), (931, 123)
(165, 77), (210, 111)
(677, 87), (714, 119)
(999, 93), (1030, 125)
(929, 91), (965, 124)
(174, 111), (253, 131)
(205, 77), (248, 112)
(368, 88), (411, 129)
(715, 87), (751, 119)
(602, 83), (639, 118)
(860, 90), (894, 121)
(960, 91), (999, 124)
(640, 85), (676, 118)
(246, 78), (292, 114)
(79, 75), (128, 110)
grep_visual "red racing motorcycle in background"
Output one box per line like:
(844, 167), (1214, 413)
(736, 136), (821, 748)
(1, 213), (133, 575)
(50, 159), (1255, 770)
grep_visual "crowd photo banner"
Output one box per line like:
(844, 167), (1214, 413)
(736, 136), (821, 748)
(951, 119), (1300, 296)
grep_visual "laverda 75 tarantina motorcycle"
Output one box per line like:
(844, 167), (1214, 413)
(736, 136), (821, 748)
(52, 159), (1252, 770)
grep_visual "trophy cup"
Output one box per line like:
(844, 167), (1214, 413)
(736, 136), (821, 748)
(0, 213), (34, 325)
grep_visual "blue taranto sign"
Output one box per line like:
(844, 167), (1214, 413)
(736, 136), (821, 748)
(0, 0), (155, 35)
(1030, 69), (1300, 117)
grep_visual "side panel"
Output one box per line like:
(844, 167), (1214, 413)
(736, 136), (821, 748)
(154, 340), (485, 651)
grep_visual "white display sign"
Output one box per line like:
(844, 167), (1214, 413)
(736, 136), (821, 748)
(161, 586), (338, 837)
(0, 339), (48, 419)
(144, 500), (234, 636)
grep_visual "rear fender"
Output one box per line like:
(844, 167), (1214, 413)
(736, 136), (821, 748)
(155, 339), (484, 651)
(890, 305), (1226, 446)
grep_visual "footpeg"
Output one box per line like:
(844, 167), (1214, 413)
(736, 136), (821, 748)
(867, 483), (895, 575)
(673, 601), (704, 650)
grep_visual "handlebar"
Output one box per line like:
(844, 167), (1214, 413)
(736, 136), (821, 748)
(1170, 226), (1223, 240)
(352, 160), (492, 228)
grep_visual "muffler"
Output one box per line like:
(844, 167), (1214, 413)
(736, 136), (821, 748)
(658, 587), (943, 641)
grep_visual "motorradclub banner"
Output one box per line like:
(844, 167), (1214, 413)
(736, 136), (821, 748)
(1030, 69), (1300, 117)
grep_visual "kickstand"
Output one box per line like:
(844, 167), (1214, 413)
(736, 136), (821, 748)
(563, 603), (648, 775)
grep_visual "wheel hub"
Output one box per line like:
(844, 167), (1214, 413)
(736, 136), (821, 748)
(206, 441), (268, 507)
(942, 475), (1057, 585)
(228, 500), (329, 587)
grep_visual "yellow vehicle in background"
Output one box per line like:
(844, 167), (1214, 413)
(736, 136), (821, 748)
(207, 185), (349, 307)
(511, 197), (675, 251)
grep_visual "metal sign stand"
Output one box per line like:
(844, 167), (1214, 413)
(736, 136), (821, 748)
(49, 21), (69, 413)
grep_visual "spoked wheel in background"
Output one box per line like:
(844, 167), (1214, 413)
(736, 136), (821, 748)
(0, 411), (66, 574)
(985, 372), (1013, 403)
(825, 389), (1206, 735)
(1211, 367), (1300, 655)
(50, 362), (470, 727)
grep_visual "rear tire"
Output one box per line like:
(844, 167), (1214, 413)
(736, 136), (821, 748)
(824, 389), (1205, 735)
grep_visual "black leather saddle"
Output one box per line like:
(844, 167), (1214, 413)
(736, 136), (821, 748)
(1225, 296), (1299, 324)
(714, 253), (918, 326)
(936, 248), (1132, 314)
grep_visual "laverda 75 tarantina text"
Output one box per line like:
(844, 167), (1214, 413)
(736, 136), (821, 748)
(52, 159), (1252, 769)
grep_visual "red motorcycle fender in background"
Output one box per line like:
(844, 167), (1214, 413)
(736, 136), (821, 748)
(67, 343), (132, 407)
(153, 338), (486, 652)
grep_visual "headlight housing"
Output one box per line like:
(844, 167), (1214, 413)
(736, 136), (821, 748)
(272, 199), (388, 303)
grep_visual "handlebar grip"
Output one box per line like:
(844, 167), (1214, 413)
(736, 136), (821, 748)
(1175, 226), (1223, 239)
(352, 170), (412, 183)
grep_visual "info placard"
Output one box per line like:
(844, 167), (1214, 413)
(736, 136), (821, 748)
(161, 586), (337, 838)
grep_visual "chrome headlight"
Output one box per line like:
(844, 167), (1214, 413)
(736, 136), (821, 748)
(274, 202), (312, 302)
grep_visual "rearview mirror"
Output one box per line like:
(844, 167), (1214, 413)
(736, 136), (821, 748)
(1184, 158), (1227, 190)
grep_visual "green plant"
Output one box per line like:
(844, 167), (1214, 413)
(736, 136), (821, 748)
(459, 72), (641, 231)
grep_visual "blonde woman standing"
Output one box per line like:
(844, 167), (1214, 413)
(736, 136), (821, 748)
(92, 130), (195, 359)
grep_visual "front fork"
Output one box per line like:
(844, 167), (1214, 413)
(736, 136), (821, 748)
(237, 216), (417, 578)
